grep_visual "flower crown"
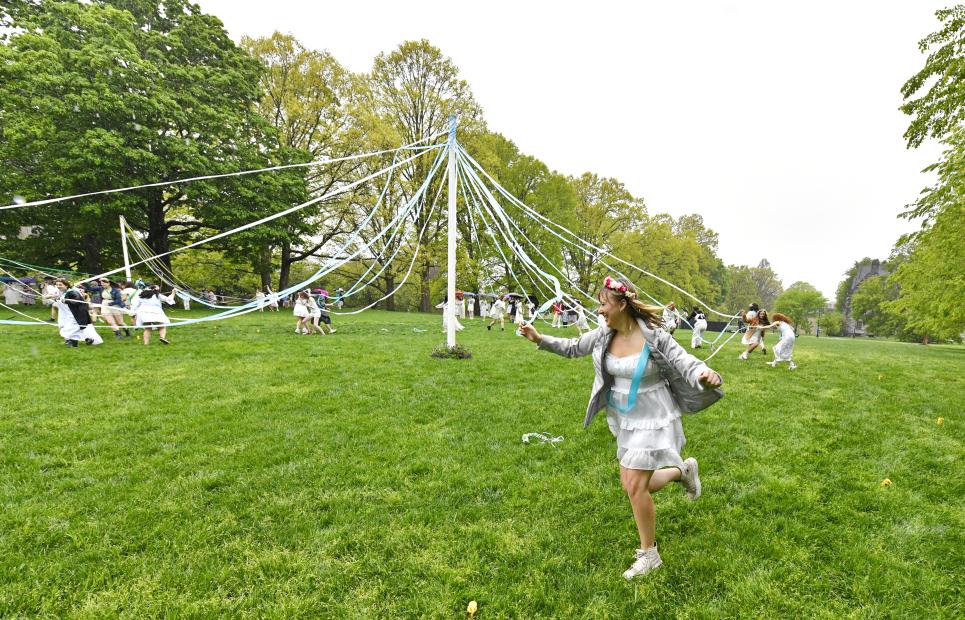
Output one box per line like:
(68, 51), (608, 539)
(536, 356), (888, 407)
(603, 276), (636, 299)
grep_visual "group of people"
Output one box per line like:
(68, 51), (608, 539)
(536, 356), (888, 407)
(435, 292), (593, 334)
(292, 289), (337, 335)
(739, 303), (797, 369)
(43, 278), (177, 346)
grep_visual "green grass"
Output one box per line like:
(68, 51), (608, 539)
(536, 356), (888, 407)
(1, 308), (962, 618)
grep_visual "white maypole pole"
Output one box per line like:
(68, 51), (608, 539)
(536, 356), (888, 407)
(446, 114), (458, 348)
(119, 214), (132, 281)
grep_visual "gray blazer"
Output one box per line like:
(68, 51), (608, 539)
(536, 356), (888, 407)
(537, 317), (719, 428)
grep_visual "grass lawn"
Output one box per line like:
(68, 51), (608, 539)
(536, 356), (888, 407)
(1, 307), (962, 618)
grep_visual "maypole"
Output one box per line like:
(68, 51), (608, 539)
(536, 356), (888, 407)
(119, 215), (132, 281)
(446, 114), (458, 348)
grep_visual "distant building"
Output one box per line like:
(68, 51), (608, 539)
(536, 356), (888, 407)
(842, 259), (889, 336)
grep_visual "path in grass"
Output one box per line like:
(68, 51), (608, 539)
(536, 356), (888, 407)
(1, 309), (962, 618)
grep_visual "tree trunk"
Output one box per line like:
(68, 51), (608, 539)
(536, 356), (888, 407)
(383, 272), (396, 311)
(145, 190), (171, 269)
(259, 244), (272, 289)
(420, 279), (431, 312)
(80, 232), (102, 274)
(279, 240), (292, 292)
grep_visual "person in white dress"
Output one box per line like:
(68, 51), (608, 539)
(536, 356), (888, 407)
(487, 297), (507, 331)
(42, 279), (60, 321)
(2, 281), (24, 305)
(574, 302), (591, 334)
(293, 291), (311, 334)
(132, 286), (176, 345)
(662, 302), (680, 334)
(739, 304), (760, 359)
(760, 312), (797, 369)
(520, 276), (722, 580)
(53, 279), (103, 347)
(513, 299), (525, 325)
(435, 297), (465, 332)
(454, 292), (466, 320)
(688, 307), (708, 349)
(122, 281), (139, 311)
(255, 289), (266, 311)
(465, 295), (475, 319)
(266, 286), (279, 311)
(305, 294), (333, 335)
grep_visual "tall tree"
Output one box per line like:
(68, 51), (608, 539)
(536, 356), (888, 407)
(241, 32), (367, 289)
(892, 5), (965, 341)
(365, 40), (483, 311)
(563, 173), (647, 292)
(723, 265), (758, 313)
(0, 0), (301, 275)
(888, 197), (964, 341)
(774, 282), (827, 335)
(750, 259), (783, 309)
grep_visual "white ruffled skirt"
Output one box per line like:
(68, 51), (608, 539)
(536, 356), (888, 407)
(606, 381), (686, 471)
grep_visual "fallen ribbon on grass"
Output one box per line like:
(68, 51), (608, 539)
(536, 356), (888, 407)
(522, 432), (564, 446)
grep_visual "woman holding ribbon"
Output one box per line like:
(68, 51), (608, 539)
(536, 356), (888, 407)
(520, 276), (722, 580)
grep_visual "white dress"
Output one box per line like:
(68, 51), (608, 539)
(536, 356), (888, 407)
(307, 297), (322, 318)
(772, 321), (796, 362)
(56, 294), (103, 344)
(133, 293), (174, 326)
(293, 298), (309, 318)
(605, 351), (686, 471)
(435, 301), (464, 331)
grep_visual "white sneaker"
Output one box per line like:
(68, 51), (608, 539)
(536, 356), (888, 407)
(789, 362), (797, 370)
(680, 458), (701, 501)
(738, 352), (748, 360)
(767, 361), (777, 367)
(623, 545), (662, 579)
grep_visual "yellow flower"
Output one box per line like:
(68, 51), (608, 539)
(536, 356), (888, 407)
(880, 478), (892, 487)
(936, 417), (945, 426)
(467, 600), (478, 617)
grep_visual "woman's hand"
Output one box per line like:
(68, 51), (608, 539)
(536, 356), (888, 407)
(699, 370), (722, 388)
(519, 322), (542, 344)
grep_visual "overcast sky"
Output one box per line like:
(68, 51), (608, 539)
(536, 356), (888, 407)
(196, 0), (947, 301)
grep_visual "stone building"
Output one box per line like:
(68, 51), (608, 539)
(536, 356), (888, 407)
(842, 259), (890, 336)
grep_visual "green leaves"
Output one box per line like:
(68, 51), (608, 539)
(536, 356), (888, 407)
(775, 283), (827, 335)
(901, 5), (965, 148)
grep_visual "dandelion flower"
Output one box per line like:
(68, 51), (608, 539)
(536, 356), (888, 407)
(880, 478), (892, 487)
(467, 600), (478, 617)
(936, 417), (944, 426)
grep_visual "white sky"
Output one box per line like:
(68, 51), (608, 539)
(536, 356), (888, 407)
(196, 0), (947, 300)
